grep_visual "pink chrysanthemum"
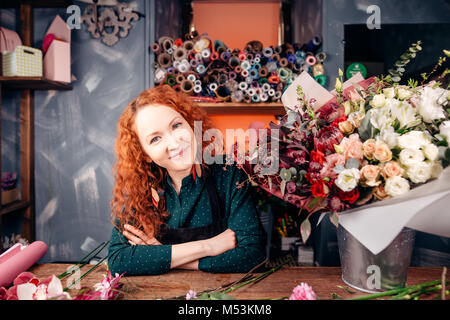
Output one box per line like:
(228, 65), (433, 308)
(289, 283), (317, 300)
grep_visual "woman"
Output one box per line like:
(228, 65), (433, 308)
(107, 85), (266, 275)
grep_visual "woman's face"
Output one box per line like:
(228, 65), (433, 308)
(134, 104), (196, 173)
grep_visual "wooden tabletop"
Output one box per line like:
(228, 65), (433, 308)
(29, 264), (448, 300)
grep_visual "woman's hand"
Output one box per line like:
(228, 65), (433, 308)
(122, 224), (162, 246)
(204, 228), (237, 256)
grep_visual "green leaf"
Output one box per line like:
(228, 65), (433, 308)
(329, 211), (339, 228)
(280, 180), (286, 196)
(300, 218), (311, 244)
(307, 197), (323, 210)
(345, 158), (360, 169)
(358, 111), (374, 141)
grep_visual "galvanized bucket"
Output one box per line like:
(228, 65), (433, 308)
(337, 225), (415, 293)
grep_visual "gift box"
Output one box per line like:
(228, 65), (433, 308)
(1, 188), (19, 205)
(43, 15), (71, 83)
(2, 45), (42, 77)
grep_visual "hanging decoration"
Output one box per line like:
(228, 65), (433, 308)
(81, 1), (139, 46)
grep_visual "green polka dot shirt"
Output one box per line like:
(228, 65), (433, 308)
(107, 159), (266, 275)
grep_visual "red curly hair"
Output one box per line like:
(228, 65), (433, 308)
(110, 85), (217, 237)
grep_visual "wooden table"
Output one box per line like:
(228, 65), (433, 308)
(29, 264), (448, 300)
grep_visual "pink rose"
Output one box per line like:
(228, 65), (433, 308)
(360, 165), (381, 187)
(289, 283), (317, 300)
(381, 161), (404, 179)
(339, 134), (363, 160)
(320, 153), (346, 179)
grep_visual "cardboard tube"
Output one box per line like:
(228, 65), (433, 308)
(157, 53), (172, 69)
(173, 47), (188, 61)
(279, 57), (288, 67)
(183, 40), (194, 51)
(151, 42), (161, 54)
(258, 66), (268, 78)
(162, 38), (174, 52)
(180, 79), (194, 95)
(176, 74), (185, 84)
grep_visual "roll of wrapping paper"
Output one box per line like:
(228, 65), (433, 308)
(183, 40), (194, 51)
(176, 74), (185, 84)
(157, 53), (172, 69)
(154, 68), (167, 84)
(312, 63), (325, 76)
(279, 57), (288, 67)
(228, 71), (237, 80)
(268, 88), (275, 97)
(316, 52), (327, 63)
(194, 37), (211, 53)
(214, 39), (228, 53)
(209, 83), (218, 91)
(306, 35), (322, 52)
(239, 81), (248, 91)
(165, 74), (177, 86)
(174, 38), (183, 47)
(314, 74), (327, 86)
(228, 55), (240, 68)
(210, 51), (219, 61)
(241, 69), (249, 78)
(173, 47), (188, 61)
(287, 54), (297, 64)
(274, 45), (282, 55)
(162, 37), (174, 52)
(194, 79), (202, 86)
(214, 85), (231, 101)
(196, 64), (206, 75)
(258, 66), (268, 78)
(252, 94), (260, 103)
(240, 60), (251, 70)
(201, 48), (211, 63)
(0, 241), (48, 287)
(278, 68), (291, 82)
(234, 65), (242, 74)
(193, 84), (202, 94)
(238, 51), (247, 61)
(151, 42), (161, 54)
(272, 54), (280, 62)
(190, 59), (199, 67)
(173, 84), (181, 92)
(263, 47), (273, 58)
(231, 90), (244, 102)
(306, 55), (317, 66)
(180, 79), (194, 95)
(261, 82), (271, 92)
(268, 74), (280, 84)
(260, 92), (268, 102)
(220, 51), (231, 62)
(218, 74), (228, 85)
(243, 94), (252, 103)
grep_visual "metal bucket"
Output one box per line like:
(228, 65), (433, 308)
(337, 225), (415, 293)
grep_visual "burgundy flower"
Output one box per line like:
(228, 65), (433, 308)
(286, 149), (307, 165)
(308, 161), (323, 172)
(313, 126), (344, 155)
(329, 196), (345, 212)
(286, 181), (297, 194)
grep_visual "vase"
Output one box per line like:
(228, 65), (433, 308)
(337, 225), (415, 293)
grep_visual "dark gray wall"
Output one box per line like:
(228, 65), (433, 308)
(322, 0), (450, 90)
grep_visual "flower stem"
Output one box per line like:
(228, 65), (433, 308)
(349, 279), (448, 300)
(63, 256), (108, 291)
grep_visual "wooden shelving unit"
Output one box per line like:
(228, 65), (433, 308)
(197, 102), (286, 115)
(0, 2), (73, 253)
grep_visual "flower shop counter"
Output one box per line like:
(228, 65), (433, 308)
(29, 264), (448, 300)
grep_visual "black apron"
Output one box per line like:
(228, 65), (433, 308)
(157, 170), (225, 245)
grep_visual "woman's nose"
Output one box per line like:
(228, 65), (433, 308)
(166, 133), (180, 151)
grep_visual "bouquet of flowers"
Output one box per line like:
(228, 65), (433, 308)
(236, 43), (450, 247)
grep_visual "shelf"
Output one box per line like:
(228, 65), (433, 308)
(1, 0), (73, 8)
(1, 200), (31, 216)
(0, 77), (73, 91)
(196, 102), (286, 115)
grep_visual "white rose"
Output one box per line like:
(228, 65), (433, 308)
(399, 148), (425, 166)
(414, 86), (447, 123)
(439, 121), (450, 143)
(370, 94), (386, 108)
(383, 87), (395, 99)
(396, 86), (413, 100)
(422, 143), (439, 161)
(385, 176), (410, 197)
(397, 131), (431, 150)
(390, 101), (419, 129)
(406, 162), (432, 184)
(335, 168), (361, 192)
(427, 160), (443, 179)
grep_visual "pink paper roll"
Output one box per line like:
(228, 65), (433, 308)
(0, 241), (48, 288)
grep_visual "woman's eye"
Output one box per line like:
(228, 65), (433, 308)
(150, 136), (160, 144)
(173, 122), (182, 129)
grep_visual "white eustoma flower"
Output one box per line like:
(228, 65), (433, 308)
(383, 87), (395, 99)
(369, 107), (392, 130)
(385, 176), (410, 197)
(390, 101), (419, 128)
(399, 148), (425, 166)
(415, 86), (447, 123)
(422, 143), (439, 161)
(406, 162), (432, 184)
(335, 168), (361, 192)
(396, 86), (413, 100)
(439, 121), (450, 143)
(377, 126), (400, 149)
(397, 131), (431, 150)
(370, 94), (387, 108)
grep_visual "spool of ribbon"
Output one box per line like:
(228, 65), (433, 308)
(162, 37), (174, 52)
(231, 90), (244, 102)
(263, 47), (273, 58)
(173, 47), (188, 61)
(165, 74), (177, 86)
(176, 74), (185, 84)
(238, 51), (247, 61)
(240, 60), (251, 70)
(258, 66), (268, 78)
(174, 38), (183, 47)
(312, 63), (325, 76)
(228, 56), (240, 68)
(314, 74), (327, 86)
(228, 71), (237, 80)
(157, 53), (172, 69)
(210, 51), (219, 61)
(306, 35), (322, 52)
(193, 85), (202, 94)
(214, 85), (231, 101)
(183, 40), (194, 51)
(279, 58), (288, 67)
(187, 74), (197, 82)
(306, 55), (317, 66)
(220, 51), (231, 62)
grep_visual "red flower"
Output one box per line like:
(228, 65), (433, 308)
(313, 126), (344, 155)
(311, 179), (330, 198)
(310, 150), (325, 164)
(337, 188), (360, 204)
(331, 115), (347, 128)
